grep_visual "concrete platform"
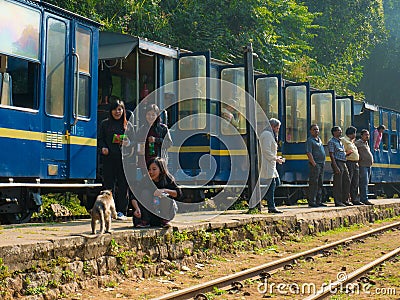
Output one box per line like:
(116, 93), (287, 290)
(1, 199), (400, 299)
(1, 199), (399, 248)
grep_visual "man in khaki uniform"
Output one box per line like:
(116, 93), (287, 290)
(342, 126), (362, 205)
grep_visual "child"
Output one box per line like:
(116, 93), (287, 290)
(132, 157), (181, 228)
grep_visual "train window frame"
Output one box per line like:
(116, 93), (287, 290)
(220, 67), (246, 135)
(0, 55), (40, 111)
(178, 55), (207, 130)
(335, 97), (352, 132)
(390, 114), (398, 153)
(45, 17), (67, 117)
(285, 85), (307, 143)
(256, 77), (279, 120)
(0, 0), (41, 62)
(311, 92), (333, 145)
(373, 111), (380, 129)
(74, 25), (93, 121)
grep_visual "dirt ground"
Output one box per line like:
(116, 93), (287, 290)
(69, 219), (400, 300)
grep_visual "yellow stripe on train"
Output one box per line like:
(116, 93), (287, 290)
(0, 127), (96, 147)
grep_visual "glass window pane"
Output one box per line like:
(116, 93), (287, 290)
(2, 56), (38, 109)
(0, 0), (40, 61)
(78, 75), (89, 117)
(285, 85), (307, 142)
(391, 114), (396, 131)
(221, 67), (245, 135)
(178, 55), (206, 130)
(76, 27), (91, 74)
(373, 111), (380, 128)
(382, 112), (389, 128)
(311, 92), (333, 144)
(382, 132), (389, 151)
(391, 132), (397, 151)
(46, 18), (66, 116)
(335, 98), (351, 130)
(256, 77), (278, 120)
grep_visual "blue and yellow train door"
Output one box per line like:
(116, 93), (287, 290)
(41, 15), (98, 180)
(311, 90), (335, 181)
(281, 82), (310, 183)
(170, 51), (211, 183)
(214, 65), (248, 183)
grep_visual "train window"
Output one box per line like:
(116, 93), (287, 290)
(373, 111), (380, 129)
(391, 131), (397, 152)
(45, 18), (66, 116)
(0, 56), (39, 109)
(382, 112), (389, 128)
(256, 77), (278, 120)
(75, 27), (92, 118)
(311, 93), (333, 144)
(285, 85), (307, 142)
(0, 0), (40, 61)
(335, 98), (351, 130)
(178, 55), (206, 130)
(221, 67), (246, 135)
(382, 132), (389, 151)
(164, 57), (176, 127)
(391, 114), (397, 131)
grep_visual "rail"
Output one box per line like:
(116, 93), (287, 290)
(153, 221), (400, 300)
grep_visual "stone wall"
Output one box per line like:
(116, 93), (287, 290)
(1, 204), (399, 299)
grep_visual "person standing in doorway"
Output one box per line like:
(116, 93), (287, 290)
(305, 124), (327, 207)
(98, 100), (132, 220)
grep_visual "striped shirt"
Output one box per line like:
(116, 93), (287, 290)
(328, 137), (346, 162)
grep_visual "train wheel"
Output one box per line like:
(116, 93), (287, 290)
(3, 211), (34, 224)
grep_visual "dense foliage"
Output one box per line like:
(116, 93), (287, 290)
(47, 0), (398, 107)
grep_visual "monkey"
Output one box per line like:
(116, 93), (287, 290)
(90, 190), (117, 234)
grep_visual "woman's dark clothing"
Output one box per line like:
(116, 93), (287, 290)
(136, 122), (171, 167)
(135, 176), (181, 226)
(98, 117), (129, 213)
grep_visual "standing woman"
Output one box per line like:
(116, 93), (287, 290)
(136, 104), (172, 170)
(98, 100), (131, 220)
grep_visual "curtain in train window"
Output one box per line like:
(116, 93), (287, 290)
(335, 98), (351, 130)
(0, 0), (40, 61)
(45, 18), (66, 116)
(221, 67), (246, 135)
(256, 77), (278, 133)
(311, 93), (332, 144)
(178, 56), (206, 130)
(75, 27), (91, 118)
(285, 85), (307, 142)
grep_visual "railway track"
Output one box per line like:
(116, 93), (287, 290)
(153, 221), (400, 300)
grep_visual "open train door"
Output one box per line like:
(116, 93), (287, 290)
(214, 65), (248, 183)
(170, 51), (212, 194)
(310, 90), (335, 184)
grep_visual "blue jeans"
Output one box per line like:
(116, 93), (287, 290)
(359, 166), (371, 203)
(262, 177), (279, 211)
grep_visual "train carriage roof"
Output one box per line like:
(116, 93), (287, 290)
(99, 31), (178, 60)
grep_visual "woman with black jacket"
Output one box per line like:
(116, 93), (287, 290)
(136, 104), (172, 171)
(98, 100), (133, 220)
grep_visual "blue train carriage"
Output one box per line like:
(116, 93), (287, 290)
(0, 0), (100, 223)
(271, 78), (354, 205)
(353, 102), (400, 198)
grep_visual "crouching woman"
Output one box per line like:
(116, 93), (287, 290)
(132, 157), (181, 228)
